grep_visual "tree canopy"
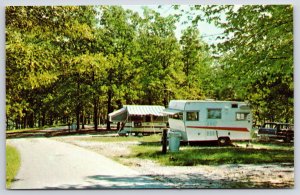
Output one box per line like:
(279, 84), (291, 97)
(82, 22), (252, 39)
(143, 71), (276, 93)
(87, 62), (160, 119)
(199, 5), (293, 123)
(5, 5), (294, 130)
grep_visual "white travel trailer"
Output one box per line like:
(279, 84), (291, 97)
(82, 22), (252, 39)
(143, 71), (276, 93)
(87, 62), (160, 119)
(109, 105), (168, 136)
(163, 100), (252, 145)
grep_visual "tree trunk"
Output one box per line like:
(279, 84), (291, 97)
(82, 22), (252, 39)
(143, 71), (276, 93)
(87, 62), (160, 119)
(23, 111), (27, 129)
(147, 89), (152, 105)
(81, 109), (85, 129)
(38, 112), (41, 127)
(42, 112), (46, 127)
(76, 74), (81, 131)
(106, 89), (112, 131)
(15, 119), (19, 129)
(88, 115), (91, 125)
(28, 112), (34, 128)
(49, 112), (54, 126)
(92, 72), (98, 131)
(163, 84), (168, 107)
(93, 98), (98, 131)
(106, 69), (113, 131)
(76, 105), (80, 131)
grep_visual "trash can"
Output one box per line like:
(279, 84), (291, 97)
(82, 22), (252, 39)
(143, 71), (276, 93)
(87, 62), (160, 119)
(168, 131), (181, 152)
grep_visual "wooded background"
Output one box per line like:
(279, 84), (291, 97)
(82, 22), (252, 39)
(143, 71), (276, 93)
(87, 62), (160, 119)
(6, 5), (293, 130)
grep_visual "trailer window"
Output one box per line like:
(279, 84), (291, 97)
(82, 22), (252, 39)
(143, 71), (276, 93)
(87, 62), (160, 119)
(187, 112), (199, 121)
(236, 112), (249, 120)
(231, 103), (238, 108)
(207, 109), (222, 119)
(170, 112), (183, 120)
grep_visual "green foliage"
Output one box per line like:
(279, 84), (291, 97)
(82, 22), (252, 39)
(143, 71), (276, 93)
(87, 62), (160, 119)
(6, 144), (21, 188)
(6, 5), (293, 130)
(179, 26), (213, 99)
(135, 9), (185, 106)
(199, 5), (293, 123)
(6, 6), (101, 129)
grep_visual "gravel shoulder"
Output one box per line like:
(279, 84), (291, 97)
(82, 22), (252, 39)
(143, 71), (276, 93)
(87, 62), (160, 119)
(54, 135), (294, 188)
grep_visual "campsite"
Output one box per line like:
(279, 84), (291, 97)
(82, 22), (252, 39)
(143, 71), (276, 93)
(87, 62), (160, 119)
(5, 5), (294, 189)
(7, 133), (294, 189)
(6, 121), (294, 188)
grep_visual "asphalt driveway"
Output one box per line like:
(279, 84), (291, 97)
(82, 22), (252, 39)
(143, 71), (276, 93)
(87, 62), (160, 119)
(7, 137), (170, 189)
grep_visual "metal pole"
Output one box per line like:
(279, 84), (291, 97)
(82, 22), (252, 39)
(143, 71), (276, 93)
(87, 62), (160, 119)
(162, 128), (168, 154)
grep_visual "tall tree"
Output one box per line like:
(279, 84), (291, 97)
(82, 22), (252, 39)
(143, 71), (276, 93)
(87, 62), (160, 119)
(6, 6), (61, 128)
(136, 8), (184, 107)
(199, 5), (293, 123)
(99, 6), (139, 130)
(179, 26), (213, 99)
(6, 6), (100, 129)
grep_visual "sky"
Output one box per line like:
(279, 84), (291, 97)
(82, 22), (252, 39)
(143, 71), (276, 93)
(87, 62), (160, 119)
(122, 5), (224, 45)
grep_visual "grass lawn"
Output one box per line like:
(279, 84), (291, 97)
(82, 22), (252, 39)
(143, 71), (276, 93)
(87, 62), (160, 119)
(130, 144), (294, 166)
(6, 127), (42, 133)
(6, 144), (21, 189)
(236, 141), (294, 150)
(6, 124), (68, 133)
(79, 134), (294, 166)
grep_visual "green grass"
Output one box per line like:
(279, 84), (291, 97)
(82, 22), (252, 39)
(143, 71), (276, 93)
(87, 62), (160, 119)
(130, 145), (294, 166)
(6, 127), (42, 133)
(236, 141), (294, 150)
(80, 134), (162, 143)
(6, 124), (68, 133)
(6, 144), (21, 189)
(79, 134), (294, 166)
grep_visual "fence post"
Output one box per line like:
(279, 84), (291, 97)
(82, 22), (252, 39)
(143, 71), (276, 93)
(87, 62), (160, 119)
(162, 128), (168, 154)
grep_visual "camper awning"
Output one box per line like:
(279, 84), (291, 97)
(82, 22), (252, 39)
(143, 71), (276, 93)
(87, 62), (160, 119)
(109, 105), (165, 122)
(161, 108), (182, 115)
(126, 105), (165, 116)
(108, 107), (127, 122)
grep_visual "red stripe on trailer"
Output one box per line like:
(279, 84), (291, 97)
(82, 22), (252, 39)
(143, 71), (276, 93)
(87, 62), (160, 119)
(186, 126), (249, 132)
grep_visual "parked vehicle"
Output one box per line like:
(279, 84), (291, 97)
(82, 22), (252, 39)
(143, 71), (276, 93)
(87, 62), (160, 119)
(257, 122), (294, 142)
(162, 100), (252, 145)
(109, 105), (168, 136)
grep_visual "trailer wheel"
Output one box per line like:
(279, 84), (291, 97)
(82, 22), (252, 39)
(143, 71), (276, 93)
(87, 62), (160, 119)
(218, 137), (230, 146)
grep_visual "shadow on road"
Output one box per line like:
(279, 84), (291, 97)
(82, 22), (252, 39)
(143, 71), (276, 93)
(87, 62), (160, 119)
(43, 175), (172, 189)
(41, 173), (294, 189)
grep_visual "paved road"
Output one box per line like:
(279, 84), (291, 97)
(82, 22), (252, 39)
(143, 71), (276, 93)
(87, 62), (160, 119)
(7, 138), (170, 189)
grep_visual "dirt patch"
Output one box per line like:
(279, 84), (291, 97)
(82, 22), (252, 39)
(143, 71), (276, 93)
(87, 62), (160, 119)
(53, 136), (294, 188)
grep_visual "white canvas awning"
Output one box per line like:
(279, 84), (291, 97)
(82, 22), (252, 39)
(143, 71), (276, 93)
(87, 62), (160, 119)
(126, 105), (165, 116)
(108, 105), (165, 122)
(161, 108), (182, 115)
